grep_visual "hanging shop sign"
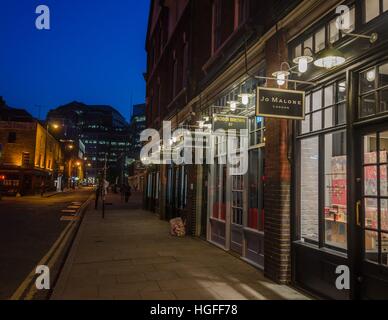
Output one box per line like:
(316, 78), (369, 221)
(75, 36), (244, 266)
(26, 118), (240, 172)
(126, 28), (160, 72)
(256, 87), (305, 120)
(213, 115), (248, 131)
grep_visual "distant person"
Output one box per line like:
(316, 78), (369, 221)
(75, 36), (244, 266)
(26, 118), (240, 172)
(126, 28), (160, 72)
(125, 185), (132, 203)
(95, 183), (102, 210)
(40, 181), (45, 197)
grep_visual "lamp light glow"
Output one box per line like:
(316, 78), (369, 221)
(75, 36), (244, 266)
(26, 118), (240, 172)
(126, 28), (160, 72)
(238, 93), (255, 106)
(272, 71), (290, 86)
(313, 47), (346, 69)
(227, 100), (239, 112)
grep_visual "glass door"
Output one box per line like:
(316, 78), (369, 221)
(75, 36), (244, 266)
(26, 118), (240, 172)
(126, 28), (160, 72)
(356, 127), (388, 299)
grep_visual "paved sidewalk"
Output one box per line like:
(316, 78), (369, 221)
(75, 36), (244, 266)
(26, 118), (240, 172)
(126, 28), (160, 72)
(52, 193), (309, 300)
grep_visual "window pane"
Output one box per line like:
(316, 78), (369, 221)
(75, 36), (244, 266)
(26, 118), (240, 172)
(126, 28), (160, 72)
(364, 134), (377, 164)
(383, 233), (388, 266)
(301, 115), (310, 134)
(384, 0), (388, 12)
(304, 37), (313, 53)
(365, 230), (379, 263)
(329, 19), (340, 44)
(324, 133), (348, 249)
(365, 198), (378, 229)
(365, 166), (378, 196)
(295, 44), (302, 58)
(365, 0), (380, 23)
(313, 112), (322, 131)
(325, 107), (334, 128)
(345, 7), (356, 32)
(305, 94), (311, 113)
(379, 63), (388, 88)
(313, 90), (322, 111)
(361, 69), (377, 93)
(381, 200), (388, 231)
(338, 81), (347, 102)
(315, 28), (326, 52)
(324, 85), (334, 107)
(301, 137), (319, 242)
(381, 165), (388, 197)
(360, 93), (376, 117)
(337, 103), (347, 125)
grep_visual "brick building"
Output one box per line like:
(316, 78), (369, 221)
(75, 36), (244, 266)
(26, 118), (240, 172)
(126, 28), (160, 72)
(0, 100), (64, 195)
(144, 0), (388, 299)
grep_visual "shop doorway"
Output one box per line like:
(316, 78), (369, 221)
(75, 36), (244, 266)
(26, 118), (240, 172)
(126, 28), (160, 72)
(355, 125), (388, 299)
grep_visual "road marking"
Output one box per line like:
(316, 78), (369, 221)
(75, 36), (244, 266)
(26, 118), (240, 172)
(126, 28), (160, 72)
(10, 194), (94, 300)
(9, 222), (73, 300)
(61, 210), (76, 214)
(60, 216), (80, 222)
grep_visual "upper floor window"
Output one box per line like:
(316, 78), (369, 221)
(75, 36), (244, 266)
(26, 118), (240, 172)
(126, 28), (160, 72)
(364, 0), (388, 23)
(293, 5), (355, 59)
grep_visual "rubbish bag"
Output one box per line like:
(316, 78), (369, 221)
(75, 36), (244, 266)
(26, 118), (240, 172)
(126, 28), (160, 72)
(170, 218), (186, 237)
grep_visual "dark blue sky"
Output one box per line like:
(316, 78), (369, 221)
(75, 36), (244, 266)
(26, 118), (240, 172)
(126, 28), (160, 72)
(0, 0), (150, 121)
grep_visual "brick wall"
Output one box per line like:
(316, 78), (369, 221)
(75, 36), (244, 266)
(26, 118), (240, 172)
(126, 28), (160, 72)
(264, 30), (292, 284)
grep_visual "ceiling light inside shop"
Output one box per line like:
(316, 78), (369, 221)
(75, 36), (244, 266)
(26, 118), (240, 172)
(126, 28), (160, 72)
(366, 69), (376, 82)
(313, 47), (346, 69)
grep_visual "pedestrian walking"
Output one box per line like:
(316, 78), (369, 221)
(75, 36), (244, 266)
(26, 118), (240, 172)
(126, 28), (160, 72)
(125, 185), (132, 203)
(40, 180), (45, 197)
(95, 183), (102, 210)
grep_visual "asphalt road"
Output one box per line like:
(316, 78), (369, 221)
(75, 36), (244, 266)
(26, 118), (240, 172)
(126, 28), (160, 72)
(0, 188), (93, 300)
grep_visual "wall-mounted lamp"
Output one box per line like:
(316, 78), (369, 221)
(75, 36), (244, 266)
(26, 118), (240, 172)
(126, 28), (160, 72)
(293, 47), (314, 73)
(272, 70), (290, 86)
(238, 93), (255, 105)
(343, 30), (378, 44)
(227, 100), (239, 112)
(313, 46), (346, 69)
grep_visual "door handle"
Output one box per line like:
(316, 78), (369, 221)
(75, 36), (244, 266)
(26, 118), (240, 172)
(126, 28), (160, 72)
(356, 200), (362, 227)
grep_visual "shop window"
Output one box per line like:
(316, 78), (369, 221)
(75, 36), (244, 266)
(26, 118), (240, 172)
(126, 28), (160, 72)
(249, 116), (265, 146)
(300, 137), (319, 243)
(359, 63), (388, 118)
(324, 132), (348, 250)
(232, 174), (244, 226)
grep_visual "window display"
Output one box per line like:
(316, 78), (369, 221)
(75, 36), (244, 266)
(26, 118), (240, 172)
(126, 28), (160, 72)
(324, 132), (348, 249)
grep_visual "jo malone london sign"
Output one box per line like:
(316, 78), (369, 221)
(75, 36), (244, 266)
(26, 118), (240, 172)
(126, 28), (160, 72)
(256, 87), (305, 120)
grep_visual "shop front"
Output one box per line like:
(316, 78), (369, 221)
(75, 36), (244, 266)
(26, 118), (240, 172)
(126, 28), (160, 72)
(289, 0), (388, 299)
(201, 74), (267, 268)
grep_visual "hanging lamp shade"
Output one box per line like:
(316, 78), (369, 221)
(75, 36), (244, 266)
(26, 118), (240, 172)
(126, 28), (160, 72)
(313, 47), (346, 69)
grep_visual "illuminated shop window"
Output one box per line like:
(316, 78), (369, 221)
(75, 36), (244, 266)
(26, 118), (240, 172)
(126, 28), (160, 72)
(298, 78), (348, 251)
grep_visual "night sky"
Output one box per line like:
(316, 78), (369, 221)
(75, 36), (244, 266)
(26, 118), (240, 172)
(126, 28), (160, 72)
(0, 0), (150, 121)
